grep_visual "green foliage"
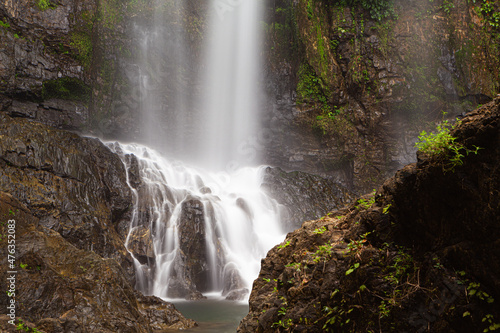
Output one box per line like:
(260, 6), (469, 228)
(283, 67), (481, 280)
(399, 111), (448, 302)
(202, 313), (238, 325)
(42, 77), (91, 103)
(468, 282), (495, 304)
(321, 290), (354, 329)
(296, 62), (330, 110)
(0, 20), (10, 28)
(482, 314), (500, 332)
(272, 318), (293, 328)
(344, 232), (371, 254)
(313, 226), (328, 234)
(70, 32), (92, 68)
(355, 189), (376, 210)
(314, 243), (333, 262)
(285, 262), (302, 272)
(415, 119), (482, 172)
(306, 0), (314, 19)
(345, 262), (360, 275)
(15, 319), (43, 332)
(278, 240), (291, 249)
(37, 0), (56, 11)
(327, 0), (397, 21)
(476, 0), (500, 29)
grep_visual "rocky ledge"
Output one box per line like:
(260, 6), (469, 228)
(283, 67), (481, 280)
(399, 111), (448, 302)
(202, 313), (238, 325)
(0, 115), (196, 332)
(238, 96), (500, 332)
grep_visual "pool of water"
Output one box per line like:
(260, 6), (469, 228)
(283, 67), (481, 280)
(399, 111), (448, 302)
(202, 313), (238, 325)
(163, 295), (249, 333)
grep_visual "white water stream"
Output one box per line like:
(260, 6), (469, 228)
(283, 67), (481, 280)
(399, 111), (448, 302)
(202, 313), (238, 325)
(109, 142), (285, 300)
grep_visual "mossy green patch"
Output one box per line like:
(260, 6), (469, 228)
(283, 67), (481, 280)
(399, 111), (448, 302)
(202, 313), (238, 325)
(42, 77), (91, 103)
(37, 0), (57, 11)
(296, 62), (330, 109)
(70, 32), (92, 68)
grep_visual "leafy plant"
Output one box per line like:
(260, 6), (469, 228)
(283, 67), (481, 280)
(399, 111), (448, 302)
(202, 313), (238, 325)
(415, 119), (482, 172)
(356, 189), (376, 210)
(482, 314), (500, 332)
(344, 232), (371, 254)
(468, 282), (494, 303)
(296, 62), (330, 112)
(37, 0), (56, 10)
(285, 262), (302, 272)
(0, 20), (10, 28)
(314, 243), (333, 263)
(272, 318), (293, 328)
(278, 240), (291, 249)
(345, 262), (360, 276)
(314, 226), (327, 234)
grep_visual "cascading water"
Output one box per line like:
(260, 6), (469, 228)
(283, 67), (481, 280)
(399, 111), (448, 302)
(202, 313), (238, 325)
(109, 142), (285, 300)
(115, 0), (281, 302)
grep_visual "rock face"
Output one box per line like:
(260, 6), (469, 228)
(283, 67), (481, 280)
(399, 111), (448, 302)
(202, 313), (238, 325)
(261, 0), (499, 193)
(238, 96), (500, 332)
(261, 166), (354, 230)
(0, 115), (196, 332)
(0, 113), (134, 279)
(0, 192), (196, 332)
(0, 0), (93, 129)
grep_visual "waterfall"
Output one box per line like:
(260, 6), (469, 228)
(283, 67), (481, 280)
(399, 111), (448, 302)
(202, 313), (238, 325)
(119, 0), (277, 301)
(109, 142), (285, 300)
(197, 0), (264, 170)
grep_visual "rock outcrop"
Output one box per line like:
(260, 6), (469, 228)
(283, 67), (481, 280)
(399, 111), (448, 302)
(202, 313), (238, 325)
(0, 192), (196, 332)
(0, 114), (134, 279)
(0, 115), (196, 332)
(261, 166), (354, 230)
(238, 96), (500, 332)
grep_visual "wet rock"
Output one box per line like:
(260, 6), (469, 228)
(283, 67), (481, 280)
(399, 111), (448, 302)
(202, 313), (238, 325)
(0, 192), (196, 332)
(0, 113), (135, 283)
(125, 153), (142, 189)
(225, 288), (250, 301)
(222, 263), (246, 298)
(178, 198), (211, 293)
(127, 226), (155, 265)
(135, 293), (197, 330)
(261, 167), (353, 230)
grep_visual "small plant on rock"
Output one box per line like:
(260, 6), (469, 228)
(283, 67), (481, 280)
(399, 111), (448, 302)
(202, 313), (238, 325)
(415, 119), (481, 172)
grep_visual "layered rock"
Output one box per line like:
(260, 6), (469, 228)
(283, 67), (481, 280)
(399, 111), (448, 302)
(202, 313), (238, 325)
(0, 192), (196, 332)
(0, 115), (196, 331)
(261, 166), (354, 230)
(238, 96), (500, 332)
(0, 114), (134, 279)
(0, 0), (93, 129)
